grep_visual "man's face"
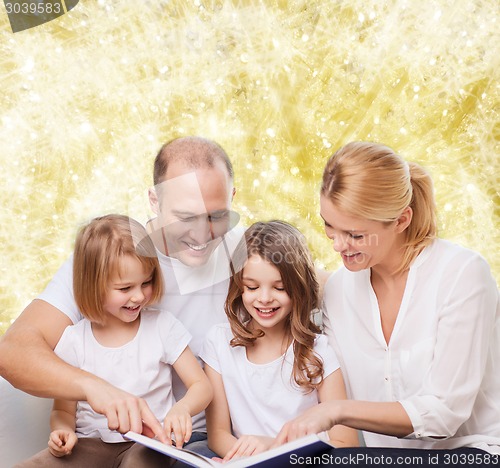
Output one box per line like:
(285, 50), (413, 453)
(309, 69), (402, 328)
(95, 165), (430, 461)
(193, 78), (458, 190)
(149, 161), (235, 267)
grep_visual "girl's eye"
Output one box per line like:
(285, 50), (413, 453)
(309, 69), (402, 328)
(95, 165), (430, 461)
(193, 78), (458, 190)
(119, 287), (130, 292)
(275, 287), (285, 291)
(142, 280), (152, 286)
(349, 233), (364, 240)
(245, 285), (258, 291)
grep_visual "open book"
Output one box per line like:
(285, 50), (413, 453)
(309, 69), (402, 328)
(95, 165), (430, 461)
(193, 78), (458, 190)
(125, 431), (334, 467)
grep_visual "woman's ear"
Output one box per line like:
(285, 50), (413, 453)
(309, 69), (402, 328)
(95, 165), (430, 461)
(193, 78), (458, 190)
(395, 206), (413, 233)
(148, 187), (159, 215)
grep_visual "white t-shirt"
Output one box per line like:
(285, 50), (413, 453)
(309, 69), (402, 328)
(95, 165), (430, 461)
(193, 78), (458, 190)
(38, 226), (245, 432)
(54, 308), (191, 442)
(323, 238), (500, 453)
(200, 323), (340, 438)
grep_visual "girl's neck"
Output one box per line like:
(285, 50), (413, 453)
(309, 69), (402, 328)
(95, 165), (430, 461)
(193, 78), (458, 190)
(91, 315), (141, 348)
(246, 320), (292, 365)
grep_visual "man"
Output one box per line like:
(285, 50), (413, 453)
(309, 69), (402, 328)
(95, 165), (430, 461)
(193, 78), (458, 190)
(0, 136), (240, 456)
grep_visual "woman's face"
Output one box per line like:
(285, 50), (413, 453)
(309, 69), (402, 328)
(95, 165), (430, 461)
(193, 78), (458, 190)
(319, 195), (406, 272)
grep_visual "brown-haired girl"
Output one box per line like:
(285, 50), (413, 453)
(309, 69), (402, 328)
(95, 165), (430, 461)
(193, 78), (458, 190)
(19, 214), (212, 467)
(276, 142), (499, 459)
(200, 220), (358, 461)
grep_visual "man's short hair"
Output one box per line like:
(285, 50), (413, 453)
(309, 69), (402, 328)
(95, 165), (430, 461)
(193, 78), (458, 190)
(153, 136), (234, 185)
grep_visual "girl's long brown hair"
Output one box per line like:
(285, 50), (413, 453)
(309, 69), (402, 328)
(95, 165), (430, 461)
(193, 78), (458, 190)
(225, 220), (323, 392)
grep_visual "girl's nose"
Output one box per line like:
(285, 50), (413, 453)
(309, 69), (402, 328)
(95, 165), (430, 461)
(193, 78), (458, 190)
(131, 289), (145, 303)
(258, 289), (273, 303)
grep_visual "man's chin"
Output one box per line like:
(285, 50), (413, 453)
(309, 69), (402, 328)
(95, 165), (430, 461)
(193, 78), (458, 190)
(173, 247), (215, 267)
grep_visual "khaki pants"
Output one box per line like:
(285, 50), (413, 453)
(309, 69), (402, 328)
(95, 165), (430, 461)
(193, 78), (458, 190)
(14, 438), (172, 468)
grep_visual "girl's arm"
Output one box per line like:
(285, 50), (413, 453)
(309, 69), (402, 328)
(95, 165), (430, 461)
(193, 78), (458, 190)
(48, 399), (78, 457)
(274, 399), (412, 445)
(205, 364), (274, 460)
(168, 347), (213, 448)
(204, 363), (238, 457)
(317, 369), (359, 447)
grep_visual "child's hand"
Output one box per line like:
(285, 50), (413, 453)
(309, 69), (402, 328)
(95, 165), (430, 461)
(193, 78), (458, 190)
(48, 429), (78, 457)
(163, 402), (192, 449)
(223, 435), (273, 461)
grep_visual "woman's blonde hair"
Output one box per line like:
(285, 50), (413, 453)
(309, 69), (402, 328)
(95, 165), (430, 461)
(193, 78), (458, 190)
(321, 141), (437, 272)
(73, 214), (164, 324)
(226, 220), (323, 393)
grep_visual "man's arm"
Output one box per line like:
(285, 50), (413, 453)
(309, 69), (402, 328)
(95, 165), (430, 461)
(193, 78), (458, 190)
(0, 299), (77, 396)
(0, 299), (168, 442)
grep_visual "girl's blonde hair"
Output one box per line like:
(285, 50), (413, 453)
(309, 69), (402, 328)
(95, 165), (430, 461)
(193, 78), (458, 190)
(321, 141), (437, 273)
(226, 220), (323, 392)
(73, 214), (164, 324)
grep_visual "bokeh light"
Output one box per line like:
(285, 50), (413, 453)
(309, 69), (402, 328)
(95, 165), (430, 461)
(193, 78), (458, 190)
(1, 0), (498, 334)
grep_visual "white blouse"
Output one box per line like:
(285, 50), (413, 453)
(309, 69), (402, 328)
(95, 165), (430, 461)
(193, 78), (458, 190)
(322, 239), (500, 453)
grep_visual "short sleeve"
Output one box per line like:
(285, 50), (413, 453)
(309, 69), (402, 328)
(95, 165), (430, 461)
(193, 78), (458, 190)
(157, 310), (192, 365)
(199, 324), (225, 374)
(37, 255), (83, 325)
(315, 334), (340, 378)
(54, 324), (82, 368)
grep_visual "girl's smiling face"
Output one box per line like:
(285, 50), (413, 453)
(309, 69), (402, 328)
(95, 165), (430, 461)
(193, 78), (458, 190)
(103, 255), (154, 325)
(241, 254), (292, 333)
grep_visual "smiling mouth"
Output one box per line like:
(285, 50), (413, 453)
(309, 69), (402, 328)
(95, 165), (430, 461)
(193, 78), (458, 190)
(255, 307), (279, 315)
(186, 242), (209, 251)
(123, 305), (140, 312)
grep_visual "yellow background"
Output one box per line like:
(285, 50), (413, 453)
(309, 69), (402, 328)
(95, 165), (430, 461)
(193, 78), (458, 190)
(1, 1), (498, 334)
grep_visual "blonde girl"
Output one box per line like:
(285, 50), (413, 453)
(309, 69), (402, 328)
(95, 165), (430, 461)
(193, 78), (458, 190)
(276, 142), (499, 459)
(18, 214), (212, 467)
(200, 220), (358, 461)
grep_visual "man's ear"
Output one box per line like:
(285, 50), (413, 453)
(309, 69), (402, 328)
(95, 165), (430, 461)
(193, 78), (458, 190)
(395, 206), (413, 233)
(148, 187), (159, 215)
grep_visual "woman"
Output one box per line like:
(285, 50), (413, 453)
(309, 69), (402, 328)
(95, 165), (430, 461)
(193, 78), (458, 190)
(275, 141), (499, 457)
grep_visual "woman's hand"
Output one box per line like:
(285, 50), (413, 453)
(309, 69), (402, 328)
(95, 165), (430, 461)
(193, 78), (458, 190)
(273, 402), (335, 447)
(163, 402), (192, 448)
(48, 429), (78, 457)
(223, 435), (274, 461)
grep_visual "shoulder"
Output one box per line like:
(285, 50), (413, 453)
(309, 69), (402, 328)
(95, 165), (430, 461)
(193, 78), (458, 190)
(206, 322), (232, 341)
(420, 239), (494, 282)
(323, 265), (368, 304)
(54, 319), (91, 361)
(61, 318), (88, 336)
(200, 323), (233, 371)
(312, 334), (340, 374)
(141, 308), (191, 339)
(202, 323), (233, 354)
(313, 333), (336, 357)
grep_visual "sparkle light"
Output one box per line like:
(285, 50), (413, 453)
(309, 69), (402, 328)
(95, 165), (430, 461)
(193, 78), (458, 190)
(0, 1), (498, 333)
